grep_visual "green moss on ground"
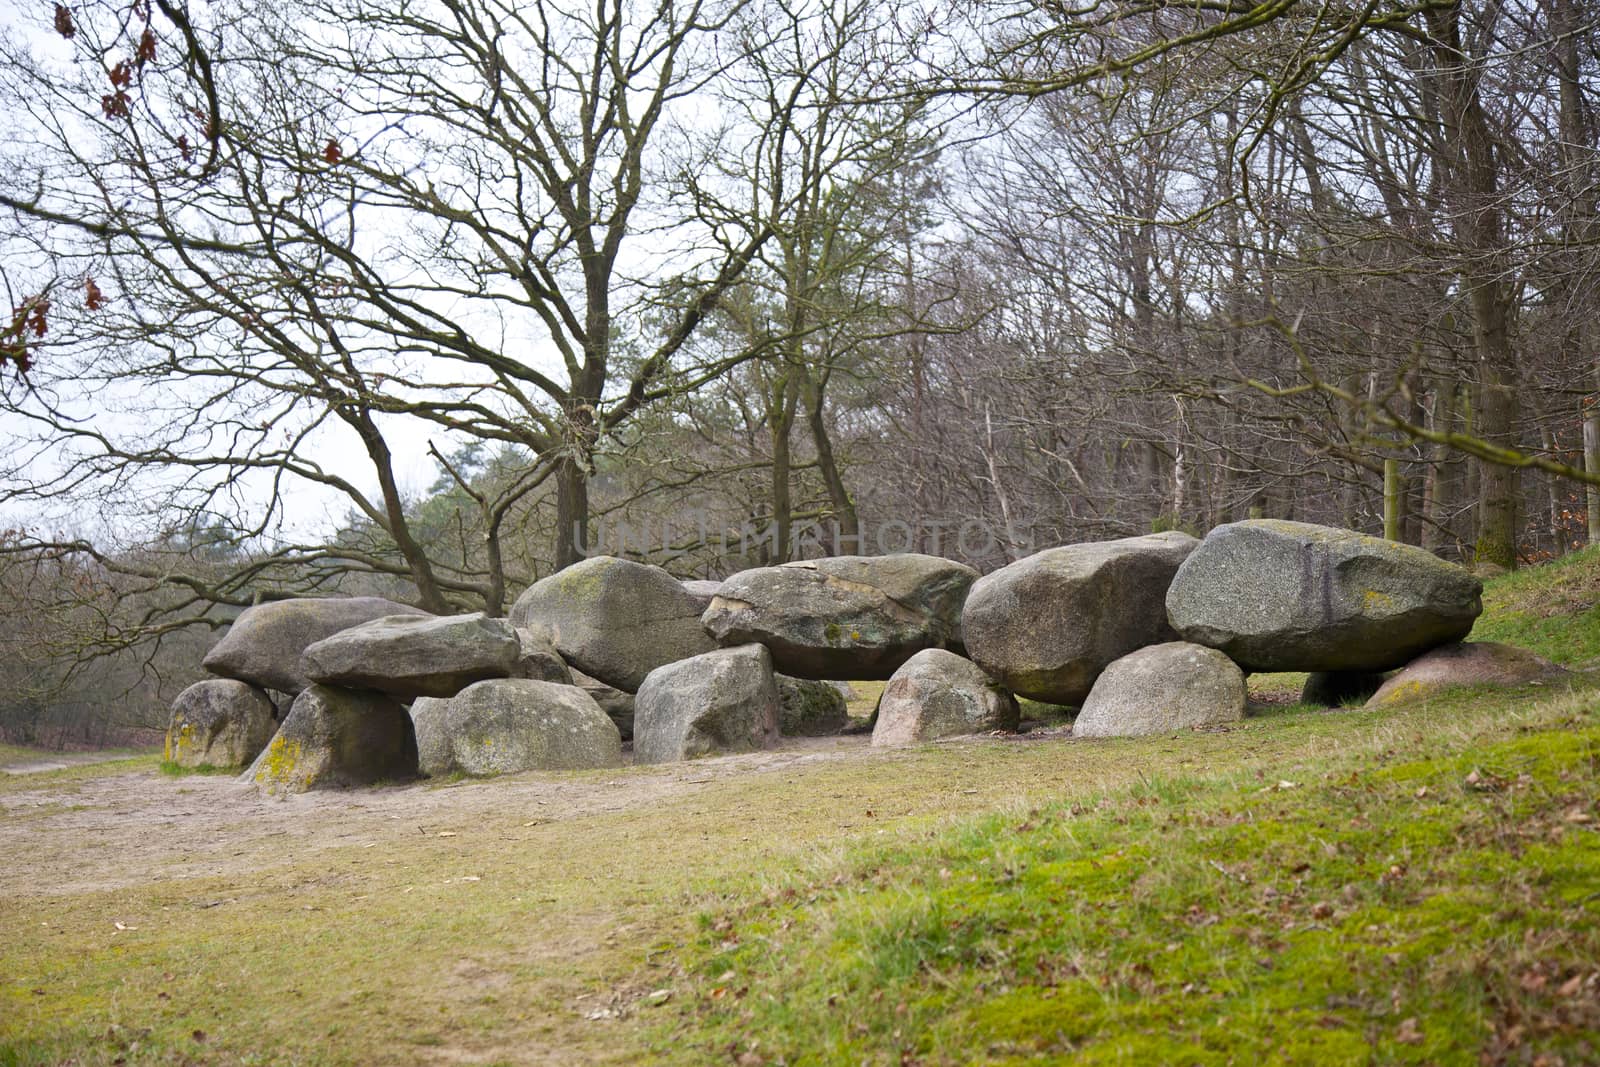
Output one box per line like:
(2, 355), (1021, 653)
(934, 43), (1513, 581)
(1475, 546), (1600, 667)
(653, 688), (1600, 1065)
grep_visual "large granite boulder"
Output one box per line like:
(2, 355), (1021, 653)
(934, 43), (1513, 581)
(701, 555), (978, 679)
(245, 685), (417, 794)
(961, 531), (1199, 705)
(203, 597), (430, 694)
(509, 556), (716, 691)
(164, 679), (277, 769)
(511, 628), (575, 685)
(633, 644), (781, 764)
(777, 675), (850, 736)
(300, 613), (519, 700)
(410, 679), (622, 778)
(871, 649), (1019, 747)
(1366, 642), (1568, 708)
(1073, 641), (1246, 738)
(1166, 520), (1482, 672)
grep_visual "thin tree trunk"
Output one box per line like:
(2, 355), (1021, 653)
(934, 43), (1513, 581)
(1421, 379), (1455, 554)
(1586, 399), (1600, 546)
(770, 370), (801, 563)
(347, 408), (449, 612)
(1384, 459), (1404, 542)
(802, 368), (860, 555)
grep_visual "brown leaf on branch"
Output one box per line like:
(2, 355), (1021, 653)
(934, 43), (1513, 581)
(136, 28), (156, 66)
(85, 278), (105, 311)
(323, 139), (343, 165)
(53, 4), (76, 38)
(110, 60), (134, 90)
(2, 296), (49, 376)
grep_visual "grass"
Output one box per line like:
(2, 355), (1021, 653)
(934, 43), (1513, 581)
(1474, 544), (1600, 667)
(0, 742), (47, 764)
(157, 759), (234, 778)
(1, 551), (1597, 1065)
(652, 684), (1600, 1065)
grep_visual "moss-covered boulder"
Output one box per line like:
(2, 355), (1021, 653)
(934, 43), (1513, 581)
(1365, 642), (1568, 707)
(633, 644), (781, 764)
(245, 684), (417, 794)
(776, 675), (850, 736)
(961, 532), (1199, 705)
(509, 556), (716, 691)
(300, 612), (519, 700)
(165, 679), (277, 769)
(871, 649), (1018, 747)
(410, 679), (621, 778)
(702, 554), (977, 680)
(1073, 641), (1245, 738)
(1166, 520), (1482, 672)
(203, 597), (430, 694)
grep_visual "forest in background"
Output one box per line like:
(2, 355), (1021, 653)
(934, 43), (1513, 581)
(1, 0), (1597, 744)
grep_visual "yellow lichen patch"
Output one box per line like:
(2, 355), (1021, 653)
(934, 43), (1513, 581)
(1362, 589), (1395, 609)
(165, 722), (196, 763)
(254, 734), (308, 791)
(1372, 679), (1428, 707)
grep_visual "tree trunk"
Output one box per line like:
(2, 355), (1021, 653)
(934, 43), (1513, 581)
(1586, 401), (1600, 545)
(1426, 4), (1520, 570)
(554, 455), (589, 570)
(1384, 458), (1405, 542)
(347, 407), (450, 613)
(803, 369), (860, 554)
(770, 370), (801, 563)
(1421, 379), (1455, 554)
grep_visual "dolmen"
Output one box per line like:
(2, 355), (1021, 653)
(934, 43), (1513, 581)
(169, 517), (1541, 789)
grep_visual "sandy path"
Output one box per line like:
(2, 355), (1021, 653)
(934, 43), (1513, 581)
(0, 735), (875, 896)
(0, 751), (148, 775)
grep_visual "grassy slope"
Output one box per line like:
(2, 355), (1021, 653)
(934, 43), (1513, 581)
(0, 554), (1596, 1066)
(647, 555), (1600, 1065)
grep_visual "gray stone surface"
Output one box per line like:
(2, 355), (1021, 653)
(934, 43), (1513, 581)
(702, 554), (978, 679)
(871, 649), (1019, 747)
(569, 669), (636, 740)
(1073, 641), (1246, 738)
(245, 684), (417, 793)
(682, 579), (723, 612)
(961, 531), (1199, 705)
(300, 612), (519, 700)
(776, 674), (850, 736)
(511, 628), (576, 685)
(1166, 520), (1483, 672)
(164, 679), (277, 769)
(509, 556), (717, 691)
(1366, 642), (1568, 707)
(203, 597), (430, 694)
(633, 644), (781, 764)
(410, 679), (622, 778)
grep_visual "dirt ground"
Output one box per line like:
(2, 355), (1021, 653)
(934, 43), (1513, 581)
(0, 735), (875, 897)
(0, 751), (148, 776)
